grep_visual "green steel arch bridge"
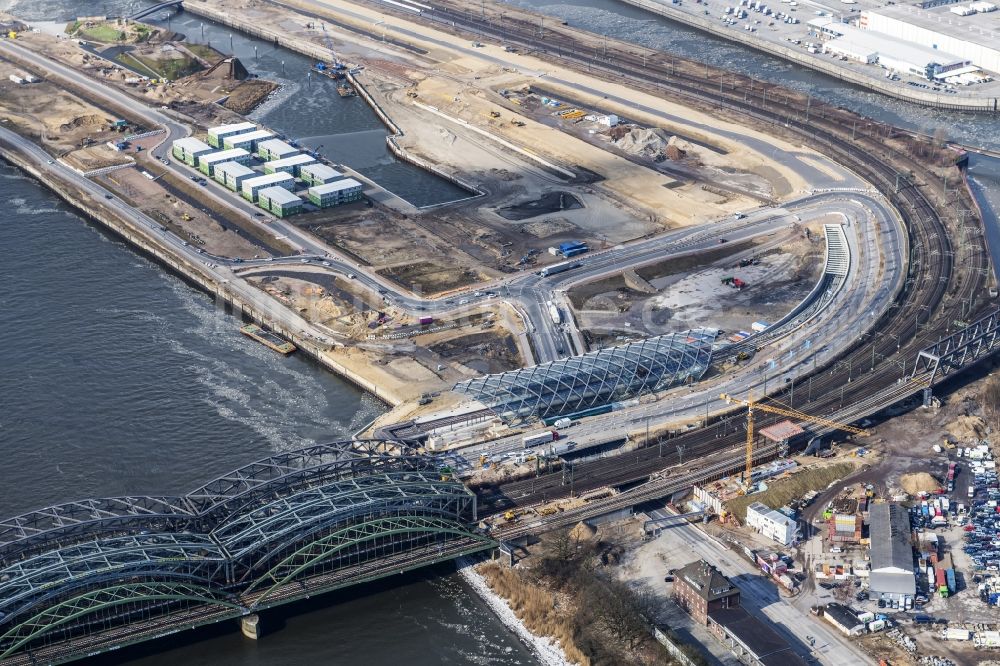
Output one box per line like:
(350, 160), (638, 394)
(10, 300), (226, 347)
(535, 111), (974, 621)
(0, 440), (494, 665)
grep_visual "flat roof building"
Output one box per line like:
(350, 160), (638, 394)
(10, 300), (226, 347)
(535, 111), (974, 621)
(264, 153), (316, 177)
(223, 130), (275, 152)
(869, 503), (916, 601)
(241, 172), (295, 202)
(707, 608), (809, 665)
(197, 148), (252, 176)
(257, 186), (303, 218)
(214, 162), (255, 191)
(206, 122), (258, 148)
(299, 163), (343, 186)
(171, 137), (213, 166)
(822, 603), (865, 637)
(861, 5), (1000, 74)
(256, 138), (299, 162)
(817, 21), (970, 78)
(307, 178), (364, 208)
(746, 502), (798, 546)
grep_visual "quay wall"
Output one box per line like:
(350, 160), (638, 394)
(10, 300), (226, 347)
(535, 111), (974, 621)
(618, 0), (999, 113)
(0, 138), (399, 407)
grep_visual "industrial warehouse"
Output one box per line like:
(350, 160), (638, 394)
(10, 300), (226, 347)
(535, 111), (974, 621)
(170, 122), (368, 217)
(861, 4), (1000, 76)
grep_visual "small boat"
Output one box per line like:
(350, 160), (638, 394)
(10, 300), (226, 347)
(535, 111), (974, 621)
(336, 82), (357, 97)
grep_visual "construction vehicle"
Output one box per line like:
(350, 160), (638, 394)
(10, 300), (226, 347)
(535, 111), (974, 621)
(489, 110), (501, 118)
(503, 510), (519, 522)
(180, 213), (193, 221)
(720, 393), (871, 484)
(406, 91), (418, 98)
(511, 119), (526, 127)
(313, 25), (347, 78)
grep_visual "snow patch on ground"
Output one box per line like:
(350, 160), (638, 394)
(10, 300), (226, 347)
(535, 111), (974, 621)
(457, 558), (575, 666)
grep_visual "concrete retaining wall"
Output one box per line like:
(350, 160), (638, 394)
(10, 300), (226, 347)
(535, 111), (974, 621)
(619, 0), (998, 113)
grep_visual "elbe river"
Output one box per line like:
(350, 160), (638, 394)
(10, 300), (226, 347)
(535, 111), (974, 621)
(2, 0), (999, 663)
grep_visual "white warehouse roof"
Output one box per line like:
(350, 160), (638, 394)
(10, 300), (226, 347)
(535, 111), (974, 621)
(257, 138), (298, 154)
(301, 163), (342, 180)
(265, 154), (316, 169)
(833, 23), (967, 68)
(215, 162), (254, 177)
(242, 172), (295, 188)
(258, 186), (302, 206)
(173, 137), (212, 153)
(199, 148), (251, 165)
(226, 130), (274, 144)
(207, 122), (257, 136)
(310, 178), (363, 194)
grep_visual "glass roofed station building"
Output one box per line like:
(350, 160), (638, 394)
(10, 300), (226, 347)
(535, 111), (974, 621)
(454, 330), (715, 422)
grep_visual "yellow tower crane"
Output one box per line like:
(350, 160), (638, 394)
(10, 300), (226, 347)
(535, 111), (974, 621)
(719, 393), (871, 483)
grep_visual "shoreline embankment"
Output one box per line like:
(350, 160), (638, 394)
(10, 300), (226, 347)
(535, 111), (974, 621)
(456, 558), (576, 666)
(0, 138), (398, 407)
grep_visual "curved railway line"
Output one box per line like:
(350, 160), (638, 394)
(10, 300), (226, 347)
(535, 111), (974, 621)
(380, 1), (993, 515)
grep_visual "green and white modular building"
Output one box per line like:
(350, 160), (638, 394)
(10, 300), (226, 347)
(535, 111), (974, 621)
(242, 172), (295, 202)
(308, 178), (364, 207)
(264, 153), (316, 177)
(197, 148), (252, 176)
(206, 122), (258, 148)
(299, 163), (343, 186)
(214, 161), (256, 192)
(257, 186), (303, 218)
(223, 129), (275, 152)
(171, 137), (214, 166)
(256, 138), (299, 162)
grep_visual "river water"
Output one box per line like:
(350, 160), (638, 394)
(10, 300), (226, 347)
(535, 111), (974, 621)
(0, 0), (998, 663)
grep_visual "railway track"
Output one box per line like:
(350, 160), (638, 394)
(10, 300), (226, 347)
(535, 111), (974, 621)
(347, 0), (989, 518)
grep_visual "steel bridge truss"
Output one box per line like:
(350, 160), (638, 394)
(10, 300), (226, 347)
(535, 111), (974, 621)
(912, 307), (1000, 385)
(0, 441), (491, 663)
(0, 581), (245, 660)
(245, 515), (496, 607)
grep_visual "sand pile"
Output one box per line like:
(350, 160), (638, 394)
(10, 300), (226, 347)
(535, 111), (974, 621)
(568, 521), (597, 542)
(59, 114), (108, 132)
(946, 415), (987, 442)
(900, 472), (940, 495)
(614, 127), (672, 159)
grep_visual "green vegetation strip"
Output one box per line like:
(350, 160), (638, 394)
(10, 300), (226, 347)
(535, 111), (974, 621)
(725, 462), (855, 520)
(80, 25), (125, 43)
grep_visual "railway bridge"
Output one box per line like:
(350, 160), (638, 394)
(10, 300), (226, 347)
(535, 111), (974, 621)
(0, 440), (493, 665)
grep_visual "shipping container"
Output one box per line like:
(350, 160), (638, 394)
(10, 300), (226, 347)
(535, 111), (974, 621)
(418, 316), (434, 325)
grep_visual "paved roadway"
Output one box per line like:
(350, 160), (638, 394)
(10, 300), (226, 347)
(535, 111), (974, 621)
(645, 512), (868, 665)
(0, 34), (903, 451)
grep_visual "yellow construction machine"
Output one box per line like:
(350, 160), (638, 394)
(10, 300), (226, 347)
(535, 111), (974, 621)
(720, 393), (870, 484)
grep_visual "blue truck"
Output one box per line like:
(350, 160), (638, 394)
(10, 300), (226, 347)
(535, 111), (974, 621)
(559, 241), (589, 258)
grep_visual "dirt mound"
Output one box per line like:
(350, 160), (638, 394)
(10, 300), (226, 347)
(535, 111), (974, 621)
(59, 114), (109, 132)
(945, 415), (987, 442)
(568, 521), (596, 542)
(900, 472), (940, 495)
(614, 127), (672, 159)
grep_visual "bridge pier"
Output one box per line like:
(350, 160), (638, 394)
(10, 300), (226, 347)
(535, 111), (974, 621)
(241, 614), (261, 640)
(922, 387), (934, 409)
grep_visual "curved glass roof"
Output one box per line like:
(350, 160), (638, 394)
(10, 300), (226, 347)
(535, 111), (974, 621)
(454, 329), (715, 421)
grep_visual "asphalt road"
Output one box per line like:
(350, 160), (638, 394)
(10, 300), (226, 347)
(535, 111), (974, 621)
(0, 33), (904, 454)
